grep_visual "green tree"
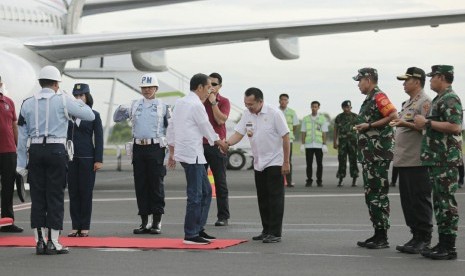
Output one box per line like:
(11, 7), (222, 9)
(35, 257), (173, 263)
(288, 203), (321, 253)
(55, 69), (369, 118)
(108, 121), (132, 144)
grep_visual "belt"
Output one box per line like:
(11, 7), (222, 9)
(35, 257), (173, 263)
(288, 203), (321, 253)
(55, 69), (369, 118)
(31, 137), (67, 144)
(134, 138), (159, 145)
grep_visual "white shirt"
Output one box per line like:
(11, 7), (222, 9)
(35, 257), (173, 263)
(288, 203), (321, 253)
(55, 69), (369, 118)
(234, 103), (289, 171)
(166, 92), (219, 164)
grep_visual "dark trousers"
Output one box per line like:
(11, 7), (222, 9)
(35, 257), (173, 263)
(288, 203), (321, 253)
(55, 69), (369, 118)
(68, 158), (96, 230)
(391, 166), (399, 184)
(305, 148), (323, 183)
(28, 144), (67, 229)
(203, 144), (230, 220)
(284, 143), (293, 184)
(132, 144), (166, 216)
(254, 166), (284, 237)
(398, 167), (433, 235)
(0, 152), (16, 219)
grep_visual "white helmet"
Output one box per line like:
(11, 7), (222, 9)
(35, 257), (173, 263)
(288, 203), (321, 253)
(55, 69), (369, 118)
(38, 65), (62, 81)
(139, 73), (159, 87)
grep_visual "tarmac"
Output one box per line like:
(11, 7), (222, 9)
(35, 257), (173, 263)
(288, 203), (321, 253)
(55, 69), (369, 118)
(1, 154), (464, 276)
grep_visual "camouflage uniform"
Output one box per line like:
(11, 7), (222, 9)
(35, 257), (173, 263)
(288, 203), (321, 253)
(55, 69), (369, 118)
(334, 111), (359, 179)
(421, 85), (462, 237)
(357, 86), (395, 230)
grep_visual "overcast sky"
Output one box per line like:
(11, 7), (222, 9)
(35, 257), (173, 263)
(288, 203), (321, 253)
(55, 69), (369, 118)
(68, 0), (465, 122)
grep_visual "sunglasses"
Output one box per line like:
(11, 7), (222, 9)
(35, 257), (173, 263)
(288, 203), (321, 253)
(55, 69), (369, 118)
(211, 82), (220, 87)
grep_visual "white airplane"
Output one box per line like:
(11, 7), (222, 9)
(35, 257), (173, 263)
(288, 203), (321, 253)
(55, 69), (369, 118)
(2, 0), (465, 111)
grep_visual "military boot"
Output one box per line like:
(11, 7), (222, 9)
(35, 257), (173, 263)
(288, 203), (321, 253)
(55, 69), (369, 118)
(403, 231), (431, 254)
(429, 234), (457, 260)
(365, 229), (389, 249)
(45, 229), (69, 255)
(34, 227), (46, 255)
(133, 215), (150, 234)
(351, 177), (357, 187)
(357, 231), (376, 247)
(396, 231), (417, 253)
(150, 214), (162, 235)
(337, 178), (343, 187)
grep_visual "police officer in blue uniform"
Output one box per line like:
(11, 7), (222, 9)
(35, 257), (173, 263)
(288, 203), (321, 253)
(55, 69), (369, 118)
(16, 66), (95, 255)
(113, 73), (170, 235)
(67, 83), (103, 237)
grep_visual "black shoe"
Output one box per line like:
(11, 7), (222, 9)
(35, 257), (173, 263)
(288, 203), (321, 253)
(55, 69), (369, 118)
(133, 224), (150, 234)
(390, 182), (396, 187)
(357, 235), (376, 247)
(263, 235), (281, 243)
(337, 178), (343, 187)
(36, 241), (46, 255)
(45, 240), (69, 255)
(287, 182), (295, 188)
(150, 224), (161, 235)
(183, 236), (210, 245)
(352, 178), (357, 187)
(317, 181), (323, 187)
(403, 239), (431, 254)
(429, 245), (457, 260)
(396, 237), (416, 253)
(305, 181), (312, 187)
(214, 219), (228, 226)
(366, 239), (389, 249)
(199, 230), (216, 241)
(0, 224), (24, 233)
(252, 233), (268, 241)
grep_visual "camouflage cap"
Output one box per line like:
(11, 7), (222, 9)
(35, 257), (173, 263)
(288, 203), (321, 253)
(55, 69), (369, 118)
(72, 83), (90, 95)
(353, 67), (378, 81)
(426, 65), (454, 77)
(397, 67), (425, 81)
(341, 100), (351, 107)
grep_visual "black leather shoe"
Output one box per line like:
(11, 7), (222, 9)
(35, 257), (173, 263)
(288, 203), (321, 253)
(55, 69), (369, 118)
(263, 235), (281, 243)
(351, 178), (357, 187)
(428, 244), (457, 260)
(133, 225), (150, 234)
(317, 181), (323, 187)
(337, 178), (343, 187)
(0, 224), (24, 233)
(36, 241), (46, 255)
(199, 230), (216, 241)
(305, 181), (312, 187)
(403, 240), (431, 254)
(45, 241), (69, 255)
(396, 237), (415, 253)
(252, 233), (268, 241)
(357, 235), (375, 247)
(214, 219), (228, 226)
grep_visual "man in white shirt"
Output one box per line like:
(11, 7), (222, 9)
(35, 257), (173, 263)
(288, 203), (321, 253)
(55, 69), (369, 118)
(226, 87), (290, 243)
(167, 73), (228, 245)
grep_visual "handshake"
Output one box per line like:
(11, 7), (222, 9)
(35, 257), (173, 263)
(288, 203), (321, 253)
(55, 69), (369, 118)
(16, 167), (28, 177)
(216, 139), (230, 154)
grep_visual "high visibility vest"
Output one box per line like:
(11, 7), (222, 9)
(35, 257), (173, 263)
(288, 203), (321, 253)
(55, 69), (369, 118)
(283, 108), (297, 141)
(302, 114), (326, 144)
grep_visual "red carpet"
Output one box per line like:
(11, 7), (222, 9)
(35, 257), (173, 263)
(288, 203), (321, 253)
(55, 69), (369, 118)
(0, 236), (247, 250)
(0, 218), (13, 227)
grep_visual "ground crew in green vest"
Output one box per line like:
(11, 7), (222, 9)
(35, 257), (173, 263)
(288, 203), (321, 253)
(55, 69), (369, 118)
(414, 65), (462, 260)
(333, 100), (359, 187)
(279, 93), (299, 187)
(353, 68), (398, 250)
(301, 101), (328, 187)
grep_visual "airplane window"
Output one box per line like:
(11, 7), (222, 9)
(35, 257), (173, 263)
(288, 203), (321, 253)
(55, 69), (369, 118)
(26, 9), (32, 22)
(6, 6), (12, 21)
(13, 7), (19, 21)
(0, 5), (4, 20)
(19, 8), (25, 21)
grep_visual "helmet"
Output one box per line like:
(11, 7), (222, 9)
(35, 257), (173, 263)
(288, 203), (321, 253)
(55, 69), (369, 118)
(139, 73), (159, 87)
(38, 66), (62, 81)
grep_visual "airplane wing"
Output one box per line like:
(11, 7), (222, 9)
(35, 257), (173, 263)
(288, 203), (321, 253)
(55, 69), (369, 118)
(24, 9), (465, 62)
(82, 0), (203, 16)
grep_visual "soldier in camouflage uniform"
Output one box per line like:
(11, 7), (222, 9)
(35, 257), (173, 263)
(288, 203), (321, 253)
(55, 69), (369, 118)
(390, 67), (433, 255)
(279, 93), (299, 187)
(352, 68), (398, 249)
(333, 100), (359, 187)
(414, 65), (462, 260)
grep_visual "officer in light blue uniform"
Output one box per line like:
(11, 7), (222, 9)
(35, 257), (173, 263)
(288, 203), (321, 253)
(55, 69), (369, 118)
(113, 73), (170, 235)
(16, 66), (95, 255)
(67, 83), (104, 237)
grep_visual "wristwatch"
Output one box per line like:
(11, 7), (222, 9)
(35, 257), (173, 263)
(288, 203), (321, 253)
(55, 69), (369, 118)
(211, 100), (218, 106)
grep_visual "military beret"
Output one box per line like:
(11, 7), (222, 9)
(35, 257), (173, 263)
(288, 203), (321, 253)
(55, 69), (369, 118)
(397, 67), (425, 81)
(341, 100), (351, 107)
(353, 67), (378, 81)
(72, 83), (90, 95)
(426, 65), (454, 77)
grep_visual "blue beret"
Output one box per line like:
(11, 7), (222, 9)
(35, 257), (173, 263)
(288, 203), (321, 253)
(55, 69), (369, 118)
(72, 83), (90, 95)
